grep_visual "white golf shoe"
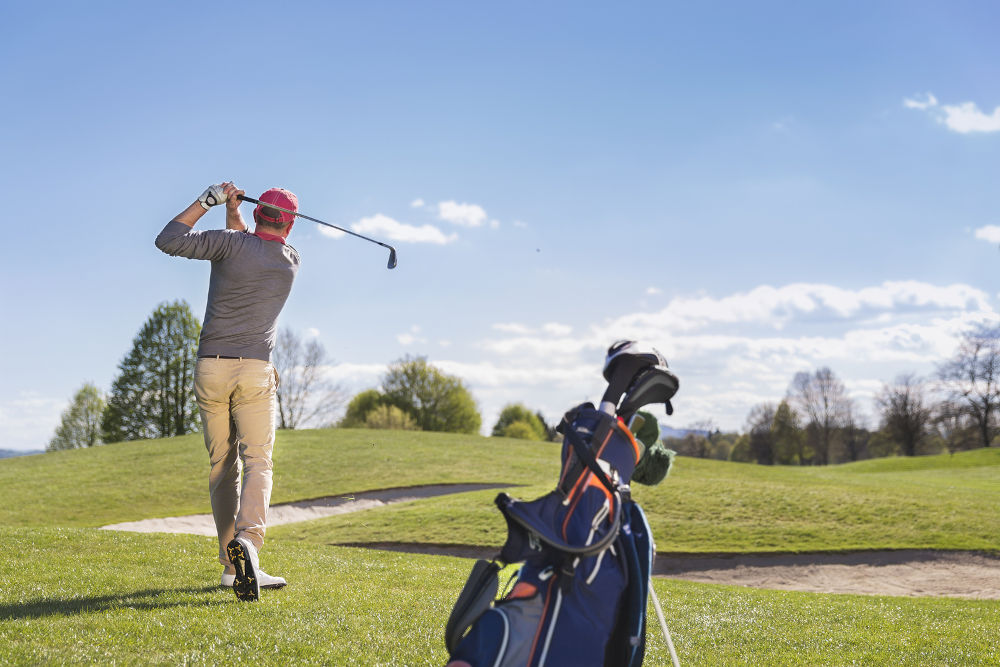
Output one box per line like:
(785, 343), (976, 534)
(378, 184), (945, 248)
(226, 537), (286, 601)
(221, 570), (287, 589)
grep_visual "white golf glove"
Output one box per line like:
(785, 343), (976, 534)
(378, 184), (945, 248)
(198, 184), (227, 209)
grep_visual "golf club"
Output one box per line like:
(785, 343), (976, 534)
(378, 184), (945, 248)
(238, 194), (398, 269)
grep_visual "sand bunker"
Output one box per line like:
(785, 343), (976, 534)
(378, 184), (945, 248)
(100, 483), (511, 536)
(101, 484), (1000, 599)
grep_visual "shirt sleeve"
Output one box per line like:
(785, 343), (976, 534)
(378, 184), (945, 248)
(155, 220), (242, 261)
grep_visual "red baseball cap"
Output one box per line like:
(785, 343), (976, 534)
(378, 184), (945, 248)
(254, 188), (298, 224)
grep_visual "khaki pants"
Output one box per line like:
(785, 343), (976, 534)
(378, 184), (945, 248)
(194, 357), (278, 571)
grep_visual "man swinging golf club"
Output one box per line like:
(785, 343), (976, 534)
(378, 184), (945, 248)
(155, 182), (299, 601)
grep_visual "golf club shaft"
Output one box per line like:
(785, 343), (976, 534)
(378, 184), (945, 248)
(237, 194), (398, 267)
(649, 583), (681, 667)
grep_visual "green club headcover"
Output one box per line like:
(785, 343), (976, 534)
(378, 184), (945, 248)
(631, 410), (675, 486)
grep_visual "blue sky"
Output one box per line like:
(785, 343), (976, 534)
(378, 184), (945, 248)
(2, 1), (998, 451)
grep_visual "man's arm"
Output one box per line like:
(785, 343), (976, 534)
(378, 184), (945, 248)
(155, 183), (241, 259)
(223, 182), (248, 232)
(172, 200), (209, 228)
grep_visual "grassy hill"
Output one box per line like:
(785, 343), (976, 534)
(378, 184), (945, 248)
(2, 429), (999, 665)
(5, 429), (998, 554)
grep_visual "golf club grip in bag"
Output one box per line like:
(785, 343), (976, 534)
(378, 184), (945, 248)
(446, 404), (652, 667)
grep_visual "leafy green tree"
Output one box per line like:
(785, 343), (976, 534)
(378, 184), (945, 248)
(381, 355), (481, 434)
(340, 389), (385, 427)
(729, 433), (752, 462)
(47, 383), (106, 451)
(363, 404), (419, 430)
(746, 402), (776, 465)
(772, 400), (806, 465)
(102, 300), (201, 442)
(492, 403), (547, 440)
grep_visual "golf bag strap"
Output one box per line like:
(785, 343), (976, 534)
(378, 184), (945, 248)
(563, 417), (618, 496)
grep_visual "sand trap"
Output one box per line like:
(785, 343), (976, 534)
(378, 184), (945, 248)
(100, 483), (511, 536)
(101, 484), (1000, 599)
(653, 549), (1000, 600)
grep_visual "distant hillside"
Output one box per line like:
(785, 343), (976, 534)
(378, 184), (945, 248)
(660, 424), (709, 439)
(0, 449), (42, 459)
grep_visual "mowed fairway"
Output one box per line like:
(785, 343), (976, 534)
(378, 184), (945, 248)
(2, 430), (999, 665)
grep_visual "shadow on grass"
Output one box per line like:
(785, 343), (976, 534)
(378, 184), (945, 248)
(0, 585), (227, 620)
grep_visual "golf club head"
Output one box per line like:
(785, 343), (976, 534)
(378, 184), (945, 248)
(387, 247), (398, 269)
(617, 366), (680, 423)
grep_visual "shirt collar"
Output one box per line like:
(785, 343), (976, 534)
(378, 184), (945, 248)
(253, 231), (286, 244)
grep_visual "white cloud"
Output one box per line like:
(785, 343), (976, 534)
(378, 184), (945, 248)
(351, 214), (458, 245)
(513, 220), (528, 229)
(460, 280), (997, 433)
(940, 101), (1000, 133)
(493, 322), (534, 335)
(646, 286), (662, 295)
(397, 325), (427, 346)
(305, 327), (321, 338)
(317, 226), (346, 240)
(903, 93), (938, 110)
(0, 391), (66, 452)
(438, 201), (488, 227)
(904, 93), (1000, 133)
(410, 198), (425, 208)
(974, 225), (1000, 244)
(542, 322), (573, 336)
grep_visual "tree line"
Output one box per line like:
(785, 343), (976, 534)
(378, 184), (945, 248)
(668, 324), (1000, 464)
(47, 301), (485, 451)
(48, 302), (1000, 462)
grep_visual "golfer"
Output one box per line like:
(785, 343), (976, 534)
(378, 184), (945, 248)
(155, 182), (300, 601)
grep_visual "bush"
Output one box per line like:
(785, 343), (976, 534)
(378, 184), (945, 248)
(363, 405), (419, 431)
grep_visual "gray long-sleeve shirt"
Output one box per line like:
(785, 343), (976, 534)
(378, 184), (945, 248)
(155, 220), (300, 361)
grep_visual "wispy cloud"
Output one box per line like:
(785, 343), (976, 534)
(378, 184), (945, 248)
(904, 93), (1000, 133)
(903, 93), (938, 110)
(974, 225), (1000, 244)
(438, 201), (488, 227)
(397, 325), (427, 346)
(410, 198), (425, 208)
(319, 214), (457, 244)
(0, 391), (65, 452)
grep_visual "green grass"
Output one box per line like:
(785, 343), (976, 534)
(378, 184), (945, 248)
(2, 432), (999, 665)
(0, 429), (558, 528)
(5, 430), (999, 555)
(1, 526), (996, 666)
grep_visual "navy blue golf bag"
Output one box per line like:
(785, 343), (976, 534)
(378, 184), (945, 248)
(445, 403), (657, 667)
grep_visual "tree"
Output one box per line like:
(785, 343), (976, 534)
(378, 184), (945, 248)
(876, 373), (932, 457)
(536, 411), (559, 441)
(772, 400), (807, 465)
(788, 367), (852, 465)
(841, 406), (869, 462)
(381, 355), (481, 433)
(363, 404), (418, 430)
(272, 328), (347, 429)
(102, 301), (201, 442)
(492, 403), (547, 441)
(933, 400), (978, 454)
(340, 389), (386, 427)
(745, 403), (777, 465)
(47, 383), (106, 451)
(938, 324), (1000, 448)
